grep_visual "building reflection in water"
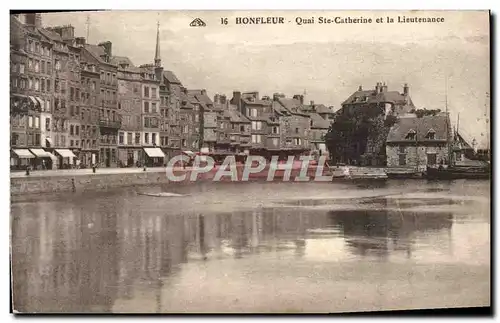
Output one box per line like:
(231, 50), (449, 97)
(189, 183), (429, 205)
(327, 197), (454, 259)
(12, 193), (459, 313)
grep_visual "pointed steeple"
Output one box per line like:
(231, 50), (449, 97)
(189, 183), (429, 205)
(154, 20), (161, 67)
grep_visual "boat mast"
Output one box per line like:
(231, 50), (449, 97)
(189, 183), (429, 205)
(445, 75), (452, 166)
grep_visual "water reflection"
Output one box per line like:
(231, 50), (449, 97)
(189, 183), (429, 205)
(11, 185), (489, 313)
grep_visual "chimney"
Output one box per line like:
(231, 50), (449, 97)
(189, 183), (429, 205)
(310, 100), (315, 107)
(60, 25), (75, 41)
(232, 91), (241, 104)
(358, 85), (363, 91)
(75, 37), (86, 47)
(273, 93), (280, 101)
(403, 83), (409, 96)
(98, 41), (112, 57)
(181, 87), (188, 94)
(220, 95), (226, 104)
(381, 83), (388, 93)
(24, 13), (42, 30)
(201, 89), (207, 96)
(214, 94), (220, 104)
(375, 82), (381, 93)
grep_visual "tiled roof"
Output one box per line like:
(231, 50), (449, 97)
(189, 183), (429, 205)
(302, 104), (334, 115)
(38, 28), (63, 42)
(309, 113), (331, 129)
(110, 56), (134, 66)
(85, 44), (108, 64)
(277, 98), (309, 116)
(342, 89), (413, 107)
(188, 90), (213, 106)
(226, 106), (250, 123)
(163, 70), (182, 84)
(386, 114), (450, 142)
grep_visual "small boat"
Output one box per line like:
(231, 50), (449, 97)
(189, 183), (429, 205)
(385, 168), (424, 179)
(137, 192), (187, 197)
(426, 165), (490, 180)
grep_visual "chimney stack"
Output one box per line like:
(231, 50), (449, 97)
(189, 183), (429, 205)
(201, 89), (207, 96)
(358, 85), (363, 91)
(75, 37), (86, 47)
(381, 83), (388, 93)
(403, 83), (409, 96)
(98, 41), (112, 57)
(220, 95), (227, 104)
(214, 94), (220, 104)
(375, 82), (382, 93)
(310, 100), (315, 107)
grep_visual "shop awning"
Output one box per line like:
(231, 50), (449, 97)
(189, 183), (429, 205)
(29, 96), (38, 105)
(143, 147), (165, 158)
(182, 150), (195, 157)
(55, 149), (76, 158)
(29, 149), (56, 159)
(13, 149), (35, 158)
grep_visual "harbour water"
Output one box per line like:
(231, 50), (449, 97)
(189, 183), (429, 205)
(11, 180), (490, 313)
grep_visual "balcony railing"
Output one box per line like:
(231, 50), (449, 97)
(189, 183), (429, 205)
(98, 118), (122, 129)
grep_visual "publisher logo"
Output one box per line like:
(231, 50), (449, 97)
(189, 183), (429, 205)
(190, 18), (206, 27)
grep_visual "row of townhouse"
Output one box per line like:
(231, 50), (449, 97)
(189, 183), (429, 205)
(10, 13), (335, 170)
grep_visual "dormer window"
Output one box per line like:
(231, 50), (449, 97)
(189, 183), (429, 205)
(426, 129), (436, 140)
(405, 129), (416, 141)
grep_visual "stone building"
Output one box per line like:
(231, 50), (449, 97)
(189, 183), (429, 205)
(84, 41), (120, 167)
(327, 82), (416, 165)
(78, 37), (101, 167)
(271, 94), (311, 157)
(386, 113), (451, 169)
(300, 101), (335, 154)
(113, 56), (143, 167)
(161, 70), (183, 153)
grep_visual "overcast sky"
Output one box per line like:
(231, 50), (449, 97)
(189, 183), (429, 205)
(41, 10), (490, 147)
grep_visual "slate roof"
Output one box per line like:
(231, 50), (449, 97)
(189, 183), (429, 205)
(110, 56), (134, 66)
(342, 89), (414, 107)
(309, 113), (331, 129)
(38, 28), (64, 42)
(386, 114), (450, 143)
(277, 98), (310, 117)
(301, 104), (334, 115)
(163, 70), (182, 84)
(187, 90), (213, 106)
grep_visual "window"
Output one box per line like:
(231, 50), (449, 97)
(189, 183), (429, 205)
(70, 87), (74, 101)
(152, 103), (158, 113)
(127, 132), (132, 145)
(427, 153), (437, 165)
(45, 118), (51, 131)
(252, 134), (262, 144)
(70, 139), (74, 147)
(152, 133), (157, 145)
(295, 128), (299, 134)
(426, 130), (436, 140)
(75, 125), (79, 135)
(70, 125), (74, 135)
(55, 59), (61, 71)
(145, 133), (149, 144)
(41, 79), (45, 92)
(399, 154), (406, 166)
(272, 138), (279, 146)
(240, 125), (245, 132)
(47, 62), (51, 74)
(119, 132), (124, 145)
(294, 138), (302, 145)
(34, 117), (40, 129)
(28, 59), (33, 70)
(405, 130), (416, 141)
(135, 133), (140, 144)
(19, 64), (25, 74)
(144, 101), (149, 113)
(35, 79), (40, 91)
(399, 146), (406, 154)
(144, 86), (149, 98)
(272, 126), (279, 134)
(251, 108), (258, 117)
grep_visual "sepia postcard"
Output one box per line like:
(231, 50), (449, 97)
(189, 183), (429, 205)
(9, 10), (491, 314)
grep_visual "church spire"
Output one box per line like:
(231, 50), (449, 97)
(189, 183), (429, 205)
(154, 20), (161, 67)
